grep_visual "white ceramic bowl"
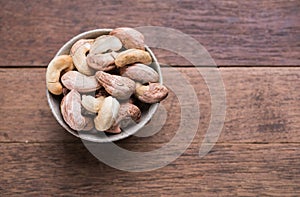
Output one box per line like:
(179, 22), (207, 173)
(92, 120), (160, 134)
(46, 29), (162, 142)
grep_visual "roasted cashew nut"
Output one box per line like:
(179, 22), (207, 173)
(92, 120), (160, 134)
(95, 71), (136, 100)
(94, 96), (120, 131)
(46, 55), (74, 95)
(81, 95), (105, 114)
(89, 35), (122, 55)
(70, 39), (95, 76)
(70, 39), (94, 55)
(61, 90), (94, 131)
(86, 52), (117, 71)
(105, 125), (122, 133)
(135, 82), (169, 103)
(115, 102), (141, 128)
(110, 27), (145, 50)
(115, 49), (152, 68)
(61, 71), (101, 93)
(106, 102), (141, 133)
(120, 63), (159, 84)
(87, 35), (121, 71)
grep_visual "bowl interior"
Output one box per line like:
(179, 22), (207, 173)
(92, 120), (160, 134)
(46, 29), (162, 142)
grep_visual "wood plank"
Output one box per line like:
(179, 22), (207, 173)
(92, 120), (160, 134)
(0, 143), (299, 196)
(1, 67), (300, 143)
(0, 0), (299, 66)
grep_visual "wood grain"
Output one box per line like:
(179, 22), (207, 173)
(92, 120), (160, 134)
(1, 1), (299, 195)
(0, 0), (299, 66)
(0, 143), (299, 196)
(1, 67), (300, 143)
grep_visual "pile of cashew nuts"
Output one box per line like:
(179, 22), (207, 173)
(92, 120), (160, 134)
(46, 27), (169, 133)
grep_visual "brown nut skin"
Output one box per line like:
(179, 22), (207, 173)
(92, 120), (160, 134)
(110, 27), (145, 50)
(62, 87), (70, 96)
(120, 63), (159, 84)
(116, 103), (141, 128)
(107, 102), (141, 133)
(95, 71), (136, 100)
(135, 83), (169, 103)
(60, 90), (94, 131)
(106, 125), (122, 134)
(46, 55), (74, 95)
(115, 49), (152, 68)
(86, 52), (117, 71)
(61, 71), (101, 93)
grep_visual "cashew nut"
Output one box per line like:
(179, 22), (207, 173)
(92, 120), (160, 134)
(70, 39), (94, 55)
(81, 95), (105, 113)
(86, 52), (117, 71)
(70, 39), (95, 76)
(115, 49), (152, 68)
(81, 106), (97, 117)
(106, 125), (122, 133)
(120, 63), (159, 84)
(135, 82), (169, 103)
(61, 90), (94, 131)
(94, 96), (120, 131)
(110, 27), (145, 50)
(106, 102), (141, 133)
(61, 71), (101, 93)
(46, 55), (74, 95)
(95, 71), (136, 100)
(90, 35), (122, 55)
(115, 102), (141, 128)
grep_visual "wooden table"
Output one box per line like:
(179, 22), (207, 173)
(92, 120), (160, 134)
(1, 0), (299, 196)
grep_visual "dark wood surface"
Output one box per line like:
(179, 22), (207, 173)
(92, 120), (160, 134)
(1, 67), (300, 143)
(0, 0), (299, 66)
(1, 0), (300, 196)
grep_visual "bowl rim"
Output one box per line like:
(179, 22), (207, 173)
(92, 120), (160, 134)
(46, 28), (162, 142)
